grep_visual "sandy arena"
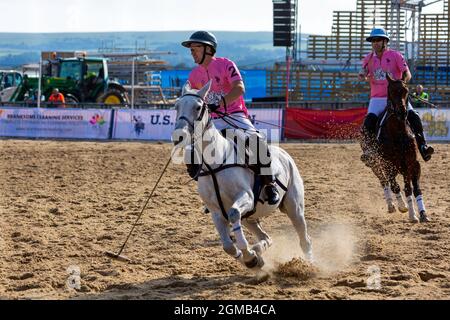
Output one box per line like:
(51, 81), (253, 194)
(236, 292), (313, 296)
(0, 140), (449, 299)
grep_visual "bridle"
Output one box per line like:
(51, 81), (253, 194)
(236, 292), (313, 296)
(387, 80), (408, 121)
(176, 93), (211, 133)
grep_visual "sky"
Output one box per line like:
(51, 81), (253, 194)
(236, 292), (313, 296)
(0, 0), (445, 34)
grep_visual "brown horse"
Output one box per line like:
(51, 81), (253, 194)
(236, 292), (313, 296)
(362, 74), (430, 222)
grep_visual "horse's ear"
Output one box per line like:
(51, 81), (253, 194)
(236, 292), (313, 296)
(182, 81), (192, 96)
(197, 80), (212, 100)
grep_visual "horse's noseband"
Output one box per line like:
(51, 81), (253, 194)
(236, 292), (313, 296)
(176, 93), (212, 151)
(176, 93), (209, 130)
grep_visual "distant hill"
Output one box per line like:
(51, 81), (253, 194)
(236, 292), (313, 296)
(0, 31), (307, 69)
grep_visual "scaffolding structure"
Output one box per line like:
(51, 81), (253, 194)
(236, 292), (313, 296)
(267, 0), (450, 102)
(96, 43), (177, 104)
(415, 0), (450, 100)
(99, 52), (170, 85)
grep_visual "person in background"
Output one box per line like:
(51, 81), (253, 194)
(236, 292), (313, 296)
(48, 88), (65, 108)
(412, 84), (429, 108)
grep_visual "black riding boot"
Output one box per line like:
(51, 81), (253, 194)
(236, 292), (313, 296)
(360, 113), (379, 166)
(256, 137), (280, 205)
(407, 110), (434, 161)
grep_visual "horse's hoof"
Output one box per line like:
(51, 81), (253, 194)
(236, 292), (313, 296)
(419, 211), (430, 223)
(256, 255), (265, 268)
(387, 204), (396, 213)
(398, 206), (408, 213)
(409, 216), (419, 223)
(251, 243), (264, 256)
(244, 253), (264, 269)
(251, 239), (271, 256)
(244, 255), (259, 269)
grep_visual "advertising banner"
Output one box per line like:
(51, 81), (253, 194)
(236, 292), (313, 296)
(112, 108), (283, 141)
(248, 109), (283, 142)
(416, 108), (450, 141)
(112, 109), (176, 140)
(0, 107), (112, 139)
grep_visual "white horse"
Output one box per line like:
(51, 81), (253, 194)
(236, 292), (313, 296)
(171, 81), (313, 269)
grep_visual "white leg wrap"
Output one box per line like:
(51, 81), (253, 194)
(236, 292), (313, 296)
(232, 223), (249, 250)
(407, 195), (414, 208)
(383, 186), (392, 202)
(416, 195), (426, 213)
(395, 192), (408, 212)
(407, 195), (418, 221)
(384, 186), (395, 212)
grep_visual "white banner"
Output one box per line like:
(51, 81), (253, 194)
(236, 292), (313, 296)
(112, 109), (176, 140)
(416, 108), (450, 141)
(0, 107), (112, 139)
(248, 109), (283, 142)
(112, 108), (283, 141)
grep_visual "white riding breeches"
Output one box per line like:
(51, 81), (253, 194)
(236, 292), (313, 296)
(213, 112), (273, 175)
(213, 112), (255, 132)
(368, 97), (414, 116)
(212, 113), (265, 139)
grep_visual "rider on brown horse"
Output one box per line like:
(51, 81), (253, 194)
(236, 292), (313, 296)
(359, 27), (434, 164)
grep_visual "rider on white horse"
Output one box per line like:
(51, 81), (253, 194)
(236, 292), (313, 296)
(181, 31), (280, 205)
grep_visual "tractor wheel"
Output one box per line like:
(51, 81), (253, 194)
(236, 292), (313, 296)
(97, 88), (128, 105)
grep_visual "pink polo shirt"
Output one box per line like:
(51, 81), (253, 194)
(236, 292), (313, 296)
(188, 57), (248, 116)
(362, 49), (409, 98)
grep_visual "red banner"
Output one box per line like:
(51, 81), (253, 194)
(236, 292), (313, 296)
(285, 107), (367, 139)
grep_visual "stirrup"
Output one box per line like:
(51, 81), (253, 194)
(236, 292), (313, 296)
(265, 183), (280, 205)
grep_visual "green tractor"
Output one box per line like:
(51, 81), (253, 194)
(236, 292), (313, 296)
(10, 56), (129, 105)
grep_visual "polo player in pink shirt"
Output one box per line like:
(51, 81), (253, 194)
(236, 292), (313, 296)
(359, 27), (434, 164)
(181, 31), (280, 205)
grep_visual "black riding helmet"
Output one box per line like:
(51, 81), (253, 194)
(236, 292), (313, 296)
(182, 31), (217, 64)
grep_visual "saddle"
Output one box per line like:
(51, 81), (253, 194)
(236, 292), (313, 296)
(376, 109), (415, 147)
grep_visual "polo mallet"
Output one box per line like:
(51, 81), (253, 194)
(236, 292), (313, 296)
(105, 156), (172, 262)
